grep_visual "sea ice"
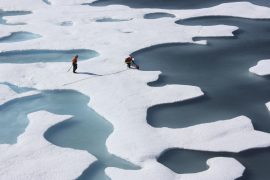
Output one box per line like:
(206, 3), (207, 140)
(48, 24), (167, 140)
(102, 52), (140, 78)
(249, 59), (270, 76)
(0, 111), (95, 179)
(106, 158), (244, 180)
(0, 0), (270, 179)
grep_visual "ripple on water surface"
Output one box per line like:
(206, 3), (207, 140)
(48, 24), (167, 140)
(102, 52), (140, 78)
(134, 16), (270, 179)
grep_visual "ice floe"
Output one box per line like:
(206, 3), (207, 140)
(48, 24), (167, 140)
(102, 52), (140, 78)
(249, 59), (270, 76)
(0, 0), (270, 179)
(266, 102), (270, 111)
(0, 111), (95, 179)
(106, 157), (244, 180)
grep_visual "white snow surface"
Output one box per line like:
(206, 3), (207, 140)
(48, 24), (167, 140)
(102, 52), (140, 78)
(249, 60), (270, 112)
(266, 102), (270, 111)
(249, 59), (270, 76)
(107, 158), (244, 180)
(0, 111), (95, 179)
(0, 84), (40, 106)
(1, 0), (270, 179)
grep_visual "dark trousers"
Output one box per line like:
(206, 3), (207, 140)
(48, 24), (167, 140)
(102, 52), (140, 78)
(127, 61), (139, 69)
(127, 62), (131, 68)
(73, 64), (77, 73)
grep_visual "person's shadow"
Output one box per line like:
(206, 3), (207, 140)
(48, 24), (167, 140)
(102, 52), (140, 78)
(63, 69), (130, 86)
(76, 72), (101, 76)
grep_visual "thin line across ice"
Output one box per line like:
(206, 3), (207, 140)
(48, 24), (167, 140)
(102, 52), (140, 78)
(1, 1), (270, 180)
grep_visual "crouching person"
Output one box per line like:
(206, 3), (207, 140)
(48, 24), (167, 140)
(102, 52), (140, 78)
(125, 55), (139, 69)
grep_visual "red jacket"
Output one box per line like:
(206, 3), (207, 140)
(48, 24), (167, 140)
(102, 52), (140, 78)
(125, 57), (133, 63)
(72, 57), (78, 64)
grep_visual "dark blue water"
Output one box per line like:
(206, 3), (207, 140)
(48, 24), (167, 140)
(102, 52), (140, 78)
(0, 32), (41, 43)
(0, 49), (98, 63)
(0, 87), (138, 180)
(158, 148), (270, 180)
(84, 0), (270, 9)
(144, 12), (175, 19)
(0, 10), (31, 25)
(134, 17), (270, 131)
(133, 16), (270, 179)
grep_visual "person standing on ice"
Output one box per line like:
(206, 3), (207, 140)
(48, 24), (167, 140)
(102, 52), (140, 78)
(125, 55), (139, 69)
(71, 55), (78, 73)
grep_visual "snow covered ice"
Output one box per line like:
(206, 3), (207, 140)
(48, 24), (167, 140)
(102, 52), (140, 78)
(1, 0), (270, 179)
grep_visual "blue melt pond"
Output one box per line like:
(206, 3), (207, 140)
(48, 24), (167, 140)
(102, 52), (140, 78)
(144, 12), (176, 19)
(0, 32), (41, 43)
(134, 16), (270, 180)
(95, 17), (131, 22)
(0, 49), (99, 63)
(0, 10), (31, 25)
(0, 85), (138, 180)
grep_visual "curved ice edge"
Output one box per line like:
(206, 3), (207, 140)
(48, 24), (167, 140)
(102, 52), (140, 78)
(143, 12), (176, 19)
(176, 15), (270, 25)
(130, 70), (205, 107)
(191, 27), (239, 43)
(0, 31), (41, 43)
(249, 59), (270, 76)
(0, 111), (96, 179)
(162, 116), (270, 153)
(149, 84), (204, 107)
(130, 23), (237, 57)
(42, 0), (51, 5)
(105, 117), (270, 180)
(105, 157), (244, 180)
(266, 102), (270, 111)
(125, 18), (239, 70)
(106, 114), (270, 170)
(249, 60), (270, 112)
(0, 90), (40, 106)
(0, 10), (32, 25)
(178, 2), (270, 19)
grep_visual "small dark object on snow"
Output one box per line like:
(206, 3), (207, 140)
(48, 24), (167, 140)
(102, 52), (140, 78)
(72, 55), (79, 73)
(125, 55), (139, 69)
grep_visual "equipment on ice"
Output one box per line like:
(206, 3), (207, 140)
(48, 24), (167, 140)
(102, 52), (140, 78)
(67, 65), (72, 72)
